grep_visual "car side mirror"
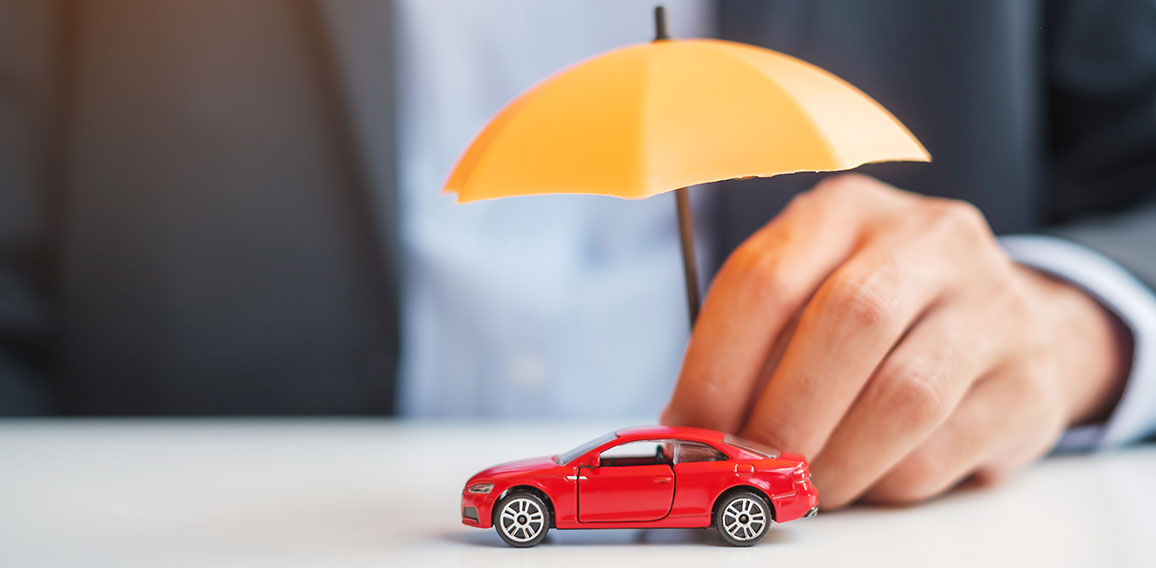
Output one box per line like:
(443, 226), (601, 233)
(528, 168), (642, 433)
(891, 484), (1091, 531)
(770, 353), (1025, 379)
(589, 456), (600, 468)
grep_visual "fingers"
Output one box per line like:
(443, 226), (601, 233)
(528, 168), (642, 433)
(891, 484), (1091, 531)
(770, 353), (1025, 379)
(863, 362), (1066, 505)
(809, 300), (1014, 509)
(663, 175), (912, 433)
(735, 196), (999, 457)
(661, 173), (1063, 508)
(736, 229), (957, 457)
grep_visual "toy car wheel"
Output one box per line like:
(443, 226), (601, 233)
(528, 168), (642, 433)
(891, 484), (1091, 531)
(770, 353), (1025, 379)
(716, 491), (771, 546)
(494, 491), (550, 547)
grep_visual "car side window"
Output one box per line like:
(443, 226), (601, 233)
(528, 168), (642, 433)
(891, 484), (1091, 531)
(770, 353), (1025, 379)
(675, 441), (727, 464)
(598, 440), (673, 467)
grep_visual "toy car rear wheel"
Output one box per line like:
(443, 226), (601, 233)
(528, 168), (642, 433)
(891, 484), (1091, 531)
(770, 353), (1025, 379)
(716, 491), (771, 546)
(494, 491), (550, 547)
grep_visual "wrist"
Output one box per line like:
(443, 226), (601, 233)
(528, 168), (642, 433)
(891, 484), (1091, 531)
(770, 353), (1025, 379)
(1025, 265), (1131, 426)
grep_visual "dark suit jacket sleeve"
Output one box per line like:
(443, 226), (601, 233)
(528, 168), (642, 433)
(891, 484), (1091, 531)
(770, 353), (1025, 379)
(1045, 0), (1156, 289)
(1052, 202), (1156, 291)
(0, 1), (64, 413)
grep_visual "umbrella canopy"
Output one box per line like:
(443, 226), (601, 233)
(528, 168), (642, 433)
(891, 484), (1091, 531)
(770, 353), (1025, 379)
(443, 7), (929, 325)
(445, 41), (928, 203)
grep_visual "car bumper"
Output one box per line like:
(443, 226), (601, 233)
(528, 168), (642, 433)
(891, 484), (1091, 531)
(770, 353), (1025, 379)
(771, 480), (820, 523)
(461, 490), (498, 529)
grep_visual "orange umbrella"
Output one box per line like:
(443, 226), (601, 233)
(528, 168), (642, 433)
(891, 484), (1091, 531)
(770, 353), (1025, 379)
(445, 6), (929, 325)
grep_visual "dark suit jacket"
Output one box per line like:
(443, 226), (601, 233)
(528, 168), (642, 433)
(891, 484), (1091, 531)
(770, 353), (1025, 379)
(2, 0), (1154, 415)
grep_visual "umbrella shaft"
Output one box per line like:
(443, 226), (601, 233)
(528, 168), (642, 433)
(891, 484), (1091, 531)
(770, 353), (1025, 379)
(675, 187), (700, 328)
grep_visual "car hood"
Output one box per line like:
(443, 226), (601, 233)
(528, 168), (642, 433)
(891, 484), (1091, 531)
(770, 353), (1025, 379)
(470, 456), (557, 480)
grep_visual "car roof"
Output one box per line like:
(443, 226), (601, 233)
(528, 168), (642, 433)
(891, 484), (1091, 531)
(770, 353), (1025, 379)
(615, 425), (726, 442)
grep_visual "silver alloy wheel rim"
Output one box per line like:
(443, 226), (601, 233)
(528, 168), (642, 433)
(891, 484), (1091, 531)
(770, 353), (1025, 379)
(722, 497), (768, 541)
(499, 497), (545, 543)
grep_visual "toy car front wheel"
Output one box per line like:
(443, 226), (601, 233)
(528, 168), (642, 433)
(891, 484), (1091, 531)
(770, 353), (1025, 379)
(494, 492), (550, 547)
(716, 491), (771, 546)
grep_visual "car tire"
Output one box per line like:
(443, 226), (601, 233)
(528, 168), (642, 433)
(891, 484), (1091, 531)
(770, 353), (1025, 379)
(715, 490), (772, 546)
(493, 491), (550, 548)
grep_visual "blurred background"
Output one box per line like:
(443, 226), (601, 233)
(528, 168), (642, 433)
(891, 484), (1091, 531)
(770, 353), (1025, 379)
(2, 0), (1153, 419)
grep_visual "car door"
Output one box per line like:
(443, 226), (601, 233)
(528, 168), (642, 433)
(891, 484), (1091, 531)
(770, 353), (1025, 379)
(578, 439), (674, 522)
(670, 440), (731, 515)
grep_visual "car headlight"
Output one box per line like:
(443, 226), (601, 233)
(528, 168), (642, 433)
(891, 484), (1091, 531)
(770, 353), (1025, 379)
(467, 483), (494, 494)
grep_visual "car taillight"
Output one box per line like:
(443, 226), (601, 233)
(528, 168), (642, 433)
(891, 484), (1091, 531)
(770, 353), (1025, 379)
(792, 466), (809, 484)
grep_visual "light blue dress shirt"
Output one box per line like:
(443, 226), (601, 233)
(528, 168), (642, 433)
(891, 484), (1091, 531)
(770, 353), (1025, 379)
(393, 0), (1156, 448)
(395, 0), (715, 419)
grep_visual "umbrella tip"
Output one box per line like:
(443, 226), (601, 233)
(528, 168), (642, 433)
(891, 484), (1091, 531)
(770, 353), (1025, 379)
(653, 5), (671, 41)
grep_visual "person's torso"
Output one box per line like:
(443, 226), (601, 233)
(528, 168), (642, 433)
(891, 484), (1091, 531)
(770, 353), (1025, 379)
(43, 0), (1051, 414)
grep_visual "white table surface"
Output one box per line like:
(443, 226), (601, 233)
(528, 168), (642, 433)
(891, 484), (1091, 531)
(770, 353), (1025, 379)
(1, 419), (1153, 567)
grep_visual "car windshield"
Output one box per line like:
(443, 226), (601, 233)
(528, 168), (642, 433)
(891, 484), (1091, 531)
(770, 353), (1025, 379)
(723, 433), (781, 458)
(553, 432), (618, 465)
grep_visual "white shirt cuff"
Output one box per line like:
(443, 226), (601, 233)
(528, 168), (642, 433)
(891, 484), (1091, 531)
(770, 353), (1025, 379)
(1000, 235), (1156, 450)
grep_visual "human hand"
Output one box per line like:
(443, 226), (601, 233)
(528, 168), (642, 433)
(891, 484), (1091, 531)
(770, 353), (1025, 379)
(662, 174), (1128, 509)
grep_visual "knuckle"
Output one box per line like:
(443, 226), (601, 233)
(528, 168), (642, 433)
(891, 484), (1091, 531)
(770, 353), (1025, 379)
(783, 187), (817, 213)
(812, 173), (872, 201)
(1010, 354), (1047, 387)
(876, 362), (946, 430)
(728, 240), (768, 280)
(728, 240), (794, 303)
(933, 199), (990, 239)
(812, 174), (852, 196)
(995, 275), (1037, 323)
(1015, 357), (1062, 408)
(987, 253), (1020, 287)
(821, 271), (896, 331)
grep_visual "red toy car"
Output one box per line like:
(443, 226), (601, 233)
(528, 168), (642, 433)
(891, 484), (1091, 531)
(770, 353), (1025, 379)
(461, 426), (818, 547)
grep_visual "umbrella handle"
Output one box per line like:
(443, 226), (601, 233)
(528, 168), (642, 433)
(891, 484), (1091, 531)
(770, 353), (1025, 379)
(675, 187), (701, 328)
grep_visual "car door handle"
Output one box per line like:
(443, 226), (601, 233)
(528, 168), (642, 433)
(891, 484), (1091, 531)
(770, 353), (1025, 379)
(655, 477), (672, 484)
